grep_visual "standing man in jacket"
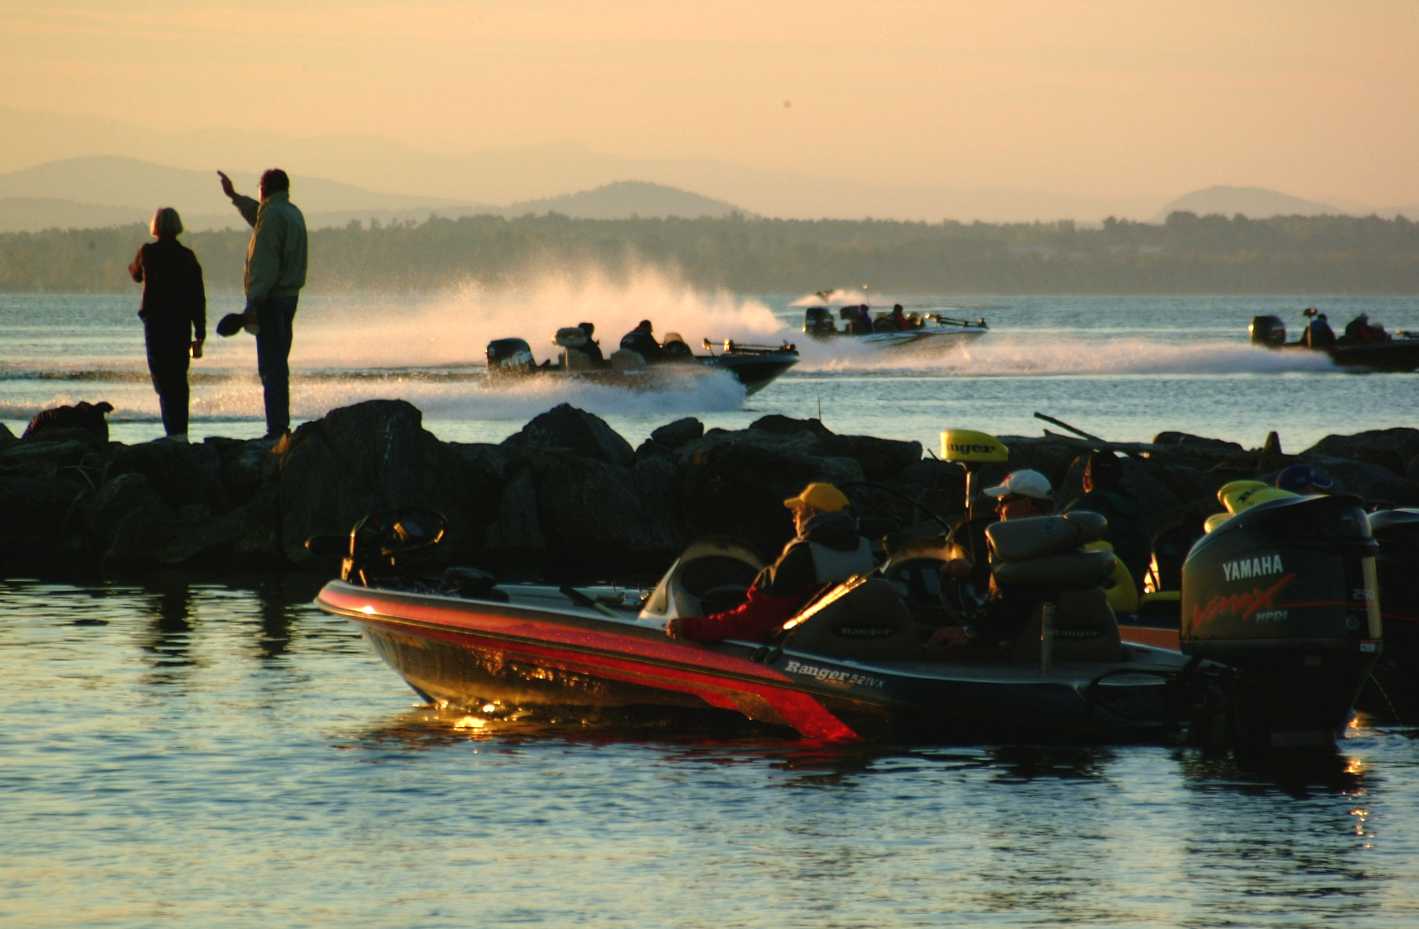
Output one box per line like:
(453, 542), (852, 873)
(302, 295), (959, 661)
(217, 168), (308, 440)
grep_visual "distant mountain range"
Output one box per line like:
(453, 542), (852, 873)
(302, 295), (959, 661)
(504, 180), (742, 219)
(0, 154), (1414, 235)
(1155, 185), (1341, 220)
(0, 157), (744, 232)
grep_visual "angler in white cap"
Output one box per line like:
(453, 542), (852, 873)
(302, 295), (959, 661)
(982, 469), (1055, 521)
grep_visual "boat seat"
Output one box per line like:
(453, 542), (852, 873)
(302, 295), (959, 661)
(991, 549), (1116, 597)
(780, 576), (923, 660)
(1010, 588), (1125, 663)
(562, 347), (596, 370)
(610, 348), (647, 371)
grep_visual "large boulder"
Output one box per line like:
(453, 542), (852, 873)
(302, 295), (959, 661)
(275, 399), (487, 564)
(108, 439), (229, 511)
(1304, 428), (1419, 476)
(503, 403), (635, 467)
(674, 426), (866, 559)
(85, 471), (179, 566)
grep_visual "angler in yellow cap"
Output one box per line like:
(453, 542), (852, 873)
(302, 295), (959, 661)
(666, 482), (874, 643)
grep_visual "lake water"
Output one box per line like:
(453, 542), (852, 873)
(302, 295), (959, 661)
(3, 284), (1417, 453)
(4, 284), (1419, 927)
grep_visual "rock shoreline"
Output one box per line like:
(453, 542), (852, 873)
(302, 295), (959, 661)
(3, 400), (1418, 582)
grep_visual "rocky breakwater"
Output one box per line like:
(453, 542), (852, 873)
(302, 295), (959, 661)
(3, 400), (1418, 582)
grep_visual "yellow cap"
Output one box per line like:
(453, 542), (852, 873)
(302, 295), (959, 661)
(783, 482), (850, 513)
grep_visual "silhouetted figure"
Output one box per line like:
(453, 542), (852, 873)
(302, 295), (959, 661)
(1062, 451), (1149, 593)
(619, 319), (664, 361)
(217, 168), (308, 440)
(129, 206), (206, 441)
(1302, 308), (1336, 349)
(1342, 313), (1389, 344)
(578, 322), (605, 365)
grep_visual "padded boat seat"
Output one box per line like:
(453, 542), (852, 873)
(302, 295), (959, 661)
(986, 512), (1108, 563)
(610, 348), (647, 371)
(781, 576), (923, 660)
(991, 549), (1116, 595)
(1011, 588), (1124, 663)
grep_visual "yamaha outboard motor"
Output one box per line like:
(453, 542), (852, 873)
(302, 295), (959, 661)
(1180, 494), (1380, 748)
(1366, 509), (1419, 719)
(486, 338), (535, 379)
(1249, 315), (1287, 347)
(803, 306), (835, 337)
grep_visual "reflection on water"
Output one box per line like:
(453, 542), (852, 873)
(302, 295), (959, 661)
(140, 577), (196, 684)
(4, 579), (1419, 929)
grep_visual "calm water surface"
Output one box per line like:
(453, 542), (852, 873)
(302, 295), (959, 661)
(5, 578), (1419, 929)
(4, 287), (1419, 927)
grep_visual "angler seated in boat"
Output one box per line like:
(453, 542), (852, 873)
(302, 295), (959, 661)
(664, 482), (874, 644)
(873, 469), (1126, 664)
(1340, 312), (1392, 345)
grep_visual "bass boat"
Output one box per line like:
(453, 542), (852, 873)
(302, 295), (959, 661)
(1250, 314), (1419, 372)
(313, 431), (1377, 749)
(487, 328), (798, 396)
(802, 304), (989, 349)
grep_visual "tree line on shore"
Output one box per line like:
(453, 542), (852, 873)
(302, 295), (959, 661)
(3, 210), (1417, 295)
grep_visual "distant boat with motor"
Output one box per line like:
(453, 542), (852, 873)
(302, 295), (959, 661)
(311, 430), (1378, 750)
(486, 327), (799, 396)
(801, 300), (989, 348)
(1250, 310), (1419, 372)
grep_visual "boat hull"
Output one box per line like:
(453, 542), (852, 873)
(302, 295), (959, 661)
(487, 351), (797, 396)
(809, 327), (989, 349)
(318, 580), (1185, 744)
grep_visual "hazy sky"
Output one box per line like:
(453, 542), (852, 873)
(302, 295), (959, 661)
(5, 0), (1417, 210)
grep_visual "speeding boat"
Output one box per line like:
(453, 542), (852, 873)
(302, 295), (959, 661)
(1249, 314), (1419, 372)
(487, 328), (798, 395)
(802, 304), (989, 348)
(312, 432), (1378, 749)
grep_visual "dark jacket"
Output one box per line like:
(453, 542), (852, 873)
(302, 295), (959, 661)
(129, 238), (206, 340)
(1304, 317), (1336, 348)
(676, 511), (874, 643)
(619, 328), (664, 361)
(1062, 490), (1150, 593)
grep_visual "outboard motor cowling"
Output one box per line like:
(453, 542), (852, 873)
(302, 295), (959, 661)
(1180, 494), (1380, 747)
(804, 306), (835, 337)
(487, 338), (535, 378)
(1249, 315), (1287, 347)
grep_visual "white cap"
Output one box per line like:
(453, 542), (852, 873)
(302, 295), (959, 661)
(983, 469), (1053, 501)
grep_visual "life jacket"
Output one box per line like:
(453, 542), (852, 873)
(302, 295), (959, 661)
(806, 535), (875, 584)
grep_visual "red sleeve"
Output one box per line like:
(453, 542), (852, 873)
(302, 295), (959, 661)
(675, 585), (802, 644)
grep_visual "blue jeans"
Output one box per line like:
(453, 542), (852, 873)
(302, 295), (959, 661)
(144, 320), (191, 436)
(250, 294), (299, 437)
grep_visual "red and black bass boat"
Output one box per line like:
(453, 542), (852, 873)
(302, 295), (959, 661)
(312, 477), (1378, 749)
